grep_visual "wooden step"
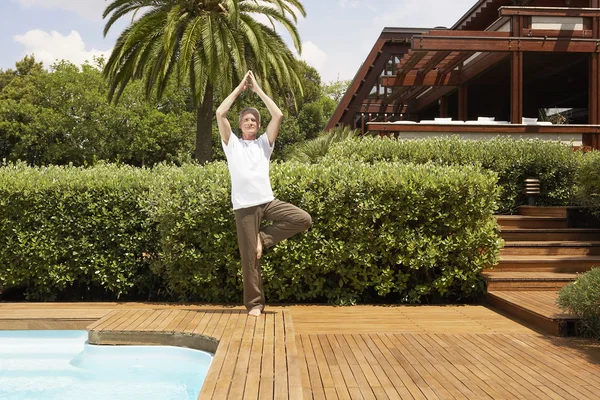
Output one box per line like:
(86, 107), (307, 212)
(518, 206), (572, 218)
(486, 291), (579, 336)
(482, 271), (577, 291)
(492, 255), (600, 272)
(500, 228), (600, 242)
(500, 241), (600, 256)
(496, 215), (568, 229)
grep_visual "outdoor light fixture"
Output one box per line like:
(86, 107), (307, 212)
(524, 178), (541, 206)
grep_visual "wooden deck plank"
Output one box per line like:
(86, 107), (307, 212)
(351, 334), (402, 400)
(421, 334), (494, 400)
(185, 311), (211, 335)
(432, 334), (508, 400)
(85, 309), (118, 330)
(476, 334), (581, 399)
(172, 310), (197, 333)
(163, 310), (189, 332)
(87, 310), (123, 331)
(198, 312), (239, 399)
(284, 311), (304, 400)
(391, 334), (455, 400)
(154, 309), (180, 331)
(212, 313), (248, 399)
(450, 334), (546, 399)
(244, 313), (266, 400)
(120, 309), (155, 332)
(228, 316), (257, 400)
(486, 334), (598, 400)
(316, 335), (352, 400)
(105, 309), (138, 331)
(259, 312), (275, 400)
(408, 334), (477, 399)
(366, 334), (424, 400)
(140, 309), (172, 331)
(326, 335), (360, 392)
(296, 334), (314, 400)
(274, 311), (289, 399)
(198, 310), (225, 337)
(302, 335), (324, 399)
(336, 334), (377, 400)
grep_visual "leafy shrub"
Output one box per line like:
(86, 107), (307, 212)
(557, 268), (600, 339)
(576, 150), (600, 217)
(284, 126), (358, 163)
(1, 161), (502, 304)
(325, 136), (581, 213)
(0, 162), (157, 300)
(147, 161), (502, 304)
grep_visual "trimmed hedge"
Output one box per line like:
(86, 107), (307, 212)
(577, 150), (600, 217)
(0, 161), (503, 304)
(0, 163), (156, 300)
(325, 136), (581, 214)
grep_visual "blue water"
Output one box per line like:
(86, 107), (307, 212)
(0, 330), (213, 400)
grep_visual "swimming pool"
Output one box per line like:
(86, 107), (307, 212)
(0, 330), (213, 400)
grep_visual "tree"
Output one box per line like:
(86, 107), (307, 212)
(0, 56), (195, 166)
(323, 78), (351, 103)
(102, 0), (306, 163)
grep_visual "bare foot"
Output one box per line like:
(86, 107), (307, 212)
(248, 308), (261, 317)
(256, 233), (263, 259)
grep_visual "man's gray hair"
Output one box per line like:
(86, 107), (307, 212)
(239, 107), (261, 125)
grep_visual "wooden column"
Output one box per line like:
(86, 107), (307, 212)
(458, 86), (468, 121)
(588, 54), (598, 147)
(439, 96), (449, 118)
(511, 51), (524, 124)
(590, 0), (600, 148)
(511, 16), (524, 125)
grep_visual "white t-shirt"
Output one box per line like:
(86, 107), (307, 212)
(222, 133), (275, 210)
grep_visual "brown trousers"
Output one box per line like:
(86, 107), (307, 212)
(234, 199), (312, 311)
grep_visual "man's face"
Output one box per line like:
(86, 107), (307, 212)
(239, 112), (260, 138)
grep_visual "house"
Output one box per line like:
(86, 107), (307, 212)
(327, 0), (600, 149)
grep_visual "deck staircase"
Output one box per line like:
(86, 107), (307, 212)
(484, 206), (600, 336)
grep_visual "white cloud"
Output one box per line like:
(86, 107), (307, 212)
(13, 29), (111, 69)
(14, 0), (108, 21)
(299, 41), (327, 71)
(338, 0), (368, 8)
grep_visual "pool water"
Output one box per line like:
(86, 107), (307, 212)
(0, 330), (213, 400)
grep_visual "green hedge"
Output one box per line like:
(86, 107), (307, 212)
(577, 150), (600, 217)
(0, 163), (156, 300)
(0, 161), (502, 304)
(326, 137), (581, 214)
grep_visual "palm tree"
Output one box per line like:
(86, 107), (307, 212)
(103, 0), (306, 163)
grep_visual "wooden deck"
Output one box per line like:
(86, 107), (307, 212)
(1, 303), (600, 399)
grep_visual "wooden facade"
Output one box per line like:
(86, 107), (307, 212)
(327, 0), (600, 149)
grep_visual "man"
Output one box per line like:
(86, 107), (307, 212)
(216, 70), (312, 317)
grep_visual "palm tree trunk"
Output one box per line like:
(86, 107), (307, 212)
(195, 83), (214, 163)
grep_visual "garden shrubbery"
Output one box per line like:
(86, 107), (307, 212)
(557, 268), (600, 339)
(325, 136), (582, 214)
(0, 159), (502, 304)
(577, 150), (600, 217)
(0, 162), (157, 300)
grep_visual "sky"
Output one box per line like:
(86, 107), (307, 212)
(0, 0), (478, 83)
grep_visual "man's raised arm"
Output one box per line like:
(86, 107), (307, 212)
(216, 72), (250, 146)
(248, 71), (283, 146)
